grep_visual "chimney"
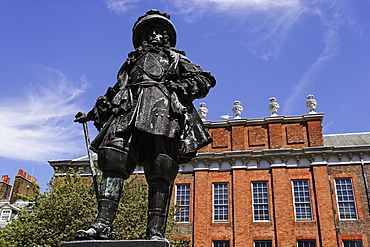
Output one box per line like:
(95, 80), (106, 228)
(0, 175), (12, 200)
(9, 169), (38, 204)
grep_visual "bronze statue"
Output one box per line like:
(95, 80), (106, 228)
(74, 9), (215, 242)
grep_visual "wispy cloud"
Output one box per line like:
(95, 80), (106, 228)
(283, 1), (350, 115)
(106, 0), (141, 13)
(170, 0), (306, 60)
(322, 120), (334, 133)
(106, 0), (306, 60)
(0, 68), (88, 162)
(106, 0), (353, 116)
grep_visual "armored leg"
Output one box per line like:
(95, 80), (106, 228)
(75, 148), (129, 240)
(147, 179), (170, 240)
(98, 146), (134, 179)
(144, 154), (178, 241)
(75, 171), (124, 240)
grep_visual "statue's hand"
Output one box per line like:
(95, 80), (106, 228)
(74, 111), (88, 123)
(164, 79), (179, 92)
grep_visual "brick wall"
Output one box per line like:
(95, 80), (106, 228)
(0, 175), (11, 200)
(329, 164), (370, 247)
(9, 169), (38, 204)
(172, 114), (370, 246)
(176, 165), (343, 247)
(199, 116), (323, 153)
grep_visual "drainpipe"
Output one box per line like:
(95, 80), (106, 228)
(360, 153), (370, 214)
(326, 166), (340, 246)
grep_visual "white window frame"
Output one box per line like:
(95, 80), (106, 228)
(175, 183), (190, 223)
(342, 240), (363, 247)
(297, 239), (316, 247)
(292, 180), (313, 221)
(335, 178), (358, 220)
(213, 183), (229, 222)
(252, 181), (270, 221)
(0, 209), (11, 221)
(213, 240), (230, 247)
(254, 240), (272, 247)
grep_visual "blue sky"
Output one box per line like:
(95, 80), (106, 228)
(1, 0), (369, 191)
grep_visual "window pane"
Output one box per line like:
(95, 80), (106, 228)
(335, 178), (358, 220)
(175, 184), (190, 222)
(254, 240), (272, 247)
(252, 182), (270, 221)
(297, 240), (316, 247)
(343, 240), (363, 247)
(0, 209), (11, 221)
(292, 180), (312, 220)
(213, 240), (230, 247)
(213, 183), (229, 222)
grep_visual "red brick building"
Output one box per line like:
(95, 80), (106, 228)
(50, 113), (370, 247)
(0, 170), (38, 229)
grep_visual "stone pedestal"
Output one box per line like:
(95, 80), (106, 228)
(61, 240), (171, 247)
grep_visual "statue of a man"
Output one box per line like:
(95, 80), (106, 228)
(74, 9), (215, 241)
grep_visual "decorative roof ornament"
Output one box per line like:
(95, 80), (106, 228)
(306, 94), (318, 114)
(197, 102), (208, 121)
(268, 97), (279, 116)
(232, 100), (243, 119)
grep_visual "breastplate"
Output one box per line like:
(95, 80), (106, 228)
(130, 51), (169, 83)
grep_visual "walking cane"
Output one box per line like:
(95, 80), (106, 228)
(81, 121), (100, 203)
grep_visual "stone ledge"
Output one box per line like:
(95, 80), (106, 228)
(61, 240), (171, 247)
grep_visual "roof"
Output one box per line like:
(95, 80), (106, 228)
(323, 132), (370, 147)
(0, 202), (20, 211)
(72, 153), (97, 162)
(0, 200), (32, 211)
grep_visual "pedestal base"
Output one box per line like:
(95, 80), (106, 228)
(61, 240), (171, 247)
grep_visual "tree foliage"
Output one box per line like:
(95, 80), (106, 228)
(0, 169), (96, 246)
(0, 170), (182, 246)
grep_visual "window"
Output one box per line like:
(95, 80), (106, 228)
(176, 240), (190, 247)
(213, 183), (229, 222)
(254, 241), (272, 247)
(292, 180), (313, 221)
(252, 182), (270, 221)
(175, 184), (190, 222)
(335, 178), (358, 220)
(0, 209), (11, 221)
(343, 240), (363, 247)
(297, 240), (316, 247)
(213, 241), (229, 247)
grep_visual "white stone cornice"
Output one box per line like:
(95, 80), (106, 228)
(178, 147), (370, 173)
(48, 144), (370, 174)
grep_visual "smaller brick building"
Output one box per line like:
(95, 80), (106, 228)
(0, 169), (38, 229)
(50, 113), (370, 247)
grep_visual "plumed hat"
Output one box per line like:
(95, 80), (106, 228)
(132, 9), (177, 48)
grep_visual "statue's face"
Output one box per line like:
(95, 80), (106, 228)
(146, 28), (163, 46)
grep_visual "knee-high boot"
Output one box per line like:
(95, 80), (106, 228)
(146, 179), (171, 241)
(75, 171), (124, 240)
(144, 154), (178, 241)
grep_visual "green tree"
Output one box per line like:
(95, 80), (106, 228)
(0, 169), (96, 246)
(0, 170), (183, 246)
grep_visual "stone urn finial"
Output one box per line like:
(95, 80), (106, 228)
(306, 94), (317, 114)
(268, 97), (279, 116)
(198, 102), (208, 121)
(232, 100), (243, 119)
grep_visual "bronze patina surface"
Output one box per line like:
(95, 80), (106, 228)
(74, 9), (215, 242)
